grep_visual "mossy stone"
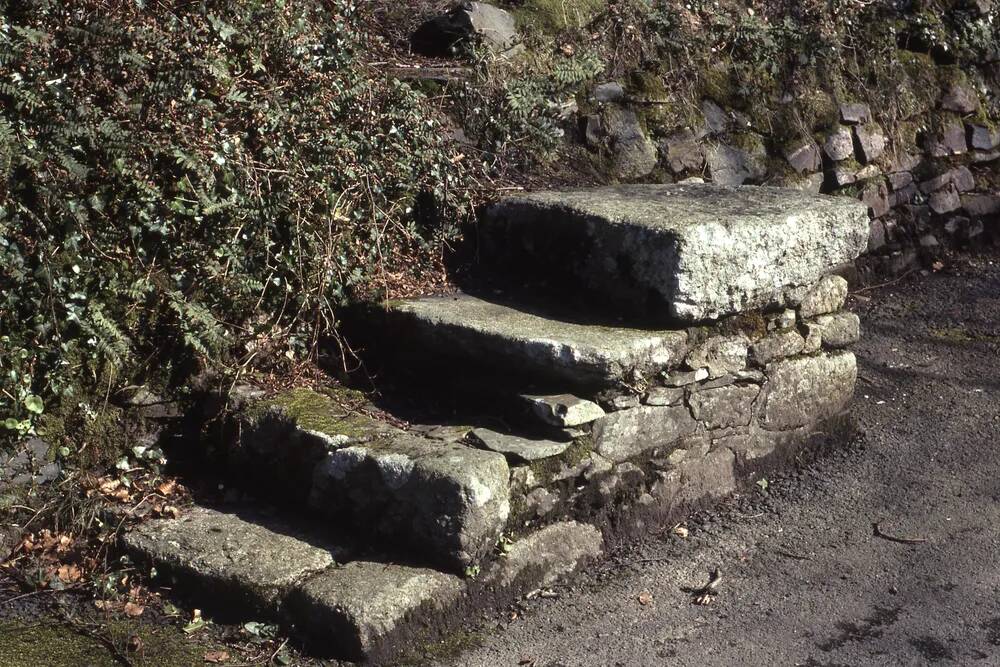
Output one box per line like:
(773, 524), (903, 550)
(258, 386), (378, 441)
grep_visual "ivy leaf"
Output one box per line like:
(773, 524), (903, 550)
(24, 394), (44, 414)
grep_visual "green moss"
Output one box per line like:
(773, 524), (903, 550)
(0, 621), (204, 667)
(510, 0), (606, 34)
(929, 326), (1000, 343)
(261, 386), (377, 440)
(527, 434), (595, 485)
(629, 69), (669, 102)
(700, 63), (739, 108)
(797, 89), (838, 133)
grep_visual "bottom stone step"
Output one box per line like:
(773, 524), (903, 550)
(124, 506), (603, 663)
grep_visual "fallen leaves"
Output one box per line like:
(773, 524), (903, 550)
(123, 601), (145, 617)
(204, 649), (231, 663)
(671, 523), (689, 539)
(637, 591), (654, 606)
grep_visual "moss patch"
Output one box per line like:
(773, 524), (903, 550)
(0, 620), (205, 667)
(262, 387), (378, 440)
(509, 0), (606, 34)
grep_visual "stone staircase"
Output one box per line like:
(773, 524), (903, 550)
(124, 184), (869, 663)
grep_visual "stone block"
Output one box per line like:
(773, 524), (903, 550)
(411, 2), (517, 56)
(593, 405), (698, 463)
(962, 194), (1000, 217)
(839, 102), (871, 124)
(824, 126), (855, 162)
(798, 275), (849, 319)
(484, 185), (869, 321)
(785, 141), (822, 174)
(660, 128), (705, 174)
(685, 335), (748, 378)
(310, 434), (510, 571)
(811, 312), (861, 348)
(761, 351), (857, 430)
(854, 123), (886, 163)
(521, 394), (605, 427)
(484, 521), (603, 589)
(468, 429), (570, 462)
(967, 123), (1000, 151)
(688, 384), (760, 430)
(749, 329), (806, 366)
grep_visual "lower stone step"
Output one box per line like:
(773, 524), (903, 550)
(124, 506), (603, 663)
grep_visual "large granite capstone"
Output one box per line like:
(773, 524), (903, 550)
(484, 184), (869, 321)
(382, 294), (688, 387)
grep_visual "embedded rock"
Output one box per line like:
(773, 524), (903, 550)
(382, 294), (688, 387)
(309, 434), (510, 571)
(797, 275), (849, 319)
(968, 123), (1000, 151)
(291, 562), (464, 662)
(749, 329), (806, 366)
(824, 126), (855, 161)
(707, 143), (763, 186)
(688, 384), (760, 430)
(411, 2), (517, 56)
(811, 312), (861, 348)
(123, 507), (339, 613)
(962, 194), (1000, 217)
(468, 428), (571, 462)
(854, 123), (886, 163)
(661, 128), (705, 174)
(593, 405), (699, 463)
(785, 141), (822, 174)
(484, 521), (603, 589)
(483, 185), (869, 321)
(839, 103), (871, 124)
(521, 394), (605, 427)
(761, 351), (857, 430)
(685, 335), (748, 378)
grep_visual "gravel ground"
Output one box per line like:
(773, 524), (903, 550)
(443, 253), (1000, 667)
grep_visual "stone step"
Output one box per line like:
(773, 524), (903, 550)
(124, 505), (603, 663)
(374, 293), (689, 388)
(481, 184), (869, 321)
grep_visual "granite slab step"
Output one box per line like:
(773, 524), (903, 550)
(378, 293), (689, 388)
(482, 184), (869, 321)
(124, 505), (603, 664)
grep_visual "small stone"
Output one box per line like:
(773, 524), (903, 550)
(940, 81), (979, 114)
(685, 336), (749, 379)
(468, 428), (571, 462)
(967, 123), (1000, 151)
(890, 182), (919, 207)
(919, 233), (940, 248)
(839, 102), (871, 124)
(701, 99), (729, 135)
(484, 521), (603, 590)
(827, 165), (857, 187)
(971, 149), (1000, 163)
(521, 394), (605, 427)
(25, 438), (49, 461)
(801, 322), (822, 354)
(962, 194), (1000, 217)
(583, 114), (603, 147)
(592, 405), (698, 463)
(855, 164), (881, 181)
(643, 387), (686, 406)
(688, 385), (761, 430)
(707, 144), (762, 186)
(867, 219), (887, 253)
(950, 166), (976, 192)
(662, 367), (710, 387)
(593, 81), (625, 103)
(860, 180), (890, 218)
(919, 171), (951, 194)
(734, 368), (766, 383)
(770, 309), (797, 331)
(854, 124), (886, 163)
(525, 487), (560, 517)
(938, 121), (970, 155)
(612, 122), (659, 180)
(929, 186), (961, 215)
(749, 329), (806, 367)
(660, 128), (705, 174)
(291, 562), (464, 662)
(888, 171), (913, 190)
(761, 351), (857, 430)
(411, 2), (518, 56)
(810, 312), (861, 348)
(606, 394), (641, 411)
(785, 141), (822, 174)
(823, 126), (855, 162)
(798, 275), (849, 319)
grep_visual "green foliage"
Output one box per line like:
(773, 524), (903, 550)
(0, 0), (474, 436)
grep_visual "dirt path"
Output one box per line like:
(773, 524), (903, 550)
(443, 253), (1000, 667)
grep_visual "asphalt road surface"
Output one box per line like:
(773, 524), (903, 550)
(443, 253), (1000, 667)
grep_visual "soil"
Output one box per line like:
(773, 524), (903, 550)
(436, 251), (1000, 666)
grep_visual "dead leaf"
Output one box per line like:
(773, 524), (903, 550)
(57, 564), (82, 583)
(932, 261), (945, 272)
(157, 479), (177, 496)
(124, 601), (145, 617)
(637, 591), (653, 606)
(672, 524), (689, 538)
(204, 649), (230, 663)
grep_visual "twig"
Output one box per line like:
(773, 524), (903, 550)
(774, 549), (812, 561)
(853, 269), (916, 294)
(872, 522), (928, 545)
(691, 568), (723, 605)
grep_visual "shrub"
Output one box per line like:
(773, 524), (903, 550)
(0, 0), (474, 436)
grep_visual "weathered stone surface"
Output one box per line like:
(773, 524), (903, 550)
(383, 294), (688, 387)
(689, 384), (760, 430)
(521, 394), (605, 427)
(606, 394), (641, 410)
(124, 506), (338, 612)
(951, 166), (976, 192)
(685, 335), (748, 378)
(962, 193), (1000, 217)
(785, 141), (822, 174)
(839, 102), (871, 124)
(485, 521), (603, 589)
(824, 126), (855, 162)
(929, 186), (962, 215)
(798, 275), (848, 319)
(660, 128), (705, 174)
(662, 367), (710, 387)
(654, 448), (737, 507)
(854, 123), (886, 163)
(593, 405), (698, 463)
(612, 115), (658, 179)
(644, 386), (685, 406)
(811, 312), (861, 348)
(411, 2), (517, 56)
(888, 171), (914, 190)
(749, 328), (806, 366)
(310, 434), (509, 571)
(940, 81), (979, 114)
(484, 185), (869, 321)
(593, 81), (624, 103)
(701, 99), (730, 135)
(761, 351), (857, 430)
(860, 181), (890, 219)
(707, 143), (764, 186)
(926, 120), (969, 156)
(291, 562), (464, 662)
(968, 123), (1000, 150)
(468, 428), (570, 462)
(524, 487), (560, 517)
